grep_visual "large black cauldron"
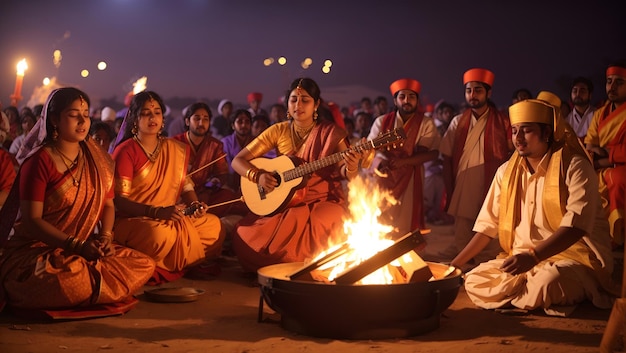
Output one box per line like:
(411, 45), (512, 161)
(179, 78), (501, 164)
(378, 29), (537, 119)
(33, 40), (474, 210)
(258, 261), (462, 339)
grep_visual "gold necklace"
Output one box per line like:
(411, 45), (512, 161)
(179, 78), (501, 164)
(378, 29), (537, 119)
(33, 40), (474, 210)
(54, 146), (82, 187)
(133, 136), (162, 162)
(290, 122), (315, 151)
(292, 121), (315, 138)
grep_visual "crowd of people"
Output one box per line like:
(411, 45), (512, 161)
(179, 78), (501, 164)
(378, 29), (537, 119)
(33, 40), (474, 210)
(0, 60), (624, 320)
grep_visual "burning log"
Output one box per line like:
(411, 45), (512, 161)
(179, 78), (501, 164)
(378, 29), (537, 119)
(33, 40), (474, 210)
(288, 228), (436, 285)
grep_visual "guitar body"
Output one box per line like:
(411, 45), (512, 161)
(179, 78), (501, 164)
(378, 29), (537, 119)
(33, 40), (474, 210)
(240, 155), (307, 216)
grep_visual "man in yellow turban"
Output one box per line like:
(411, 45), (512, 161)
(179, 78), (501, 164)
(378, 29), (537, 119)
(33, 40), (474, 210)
(451, 97), (616, 316)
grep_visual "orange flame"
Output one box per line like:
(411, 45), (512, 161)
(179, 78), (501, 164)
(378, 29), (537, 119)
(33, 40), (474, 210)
(312, 175), (400, 284)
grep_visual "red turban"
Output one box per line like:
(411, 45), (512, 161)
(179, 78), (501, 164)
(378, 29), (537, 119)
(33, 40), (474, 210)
(607, 66), (626, 78)
(247, 92), (263, 103)
(463, 68), (495, 86)
(389, 78), (421, 96)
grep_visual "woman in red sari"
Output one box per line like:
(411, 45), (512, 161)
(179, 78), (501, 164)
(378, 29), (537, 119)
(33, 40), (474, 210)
(231, 78), (368, 272)
(0, 88), (155, 316)
(111, 91), (224, 278)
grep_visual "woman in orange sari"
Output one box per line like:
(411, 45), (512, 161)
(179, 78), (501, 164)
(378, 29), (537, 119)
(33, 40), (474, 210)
(231, 78), (368, 272)
(0, 88), (155, 317)
(111, 91), (224, 279)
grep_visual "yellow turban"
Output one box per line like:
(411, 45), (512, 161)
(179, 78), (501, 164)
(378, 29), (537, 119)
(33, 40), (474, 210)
(536, 91), (561, 110)
(508, 99), (554, 126)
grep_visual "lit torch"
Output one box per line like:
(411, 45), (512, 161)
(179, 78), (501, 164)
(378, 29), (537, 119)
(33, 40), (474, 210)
(10, 59), (28, 107)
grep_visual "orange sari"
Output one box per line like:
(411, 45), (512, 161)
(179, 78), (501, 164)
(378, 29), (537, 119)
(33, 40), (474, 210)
(113, 138), (223, 272)
(0, 140), (155, 310)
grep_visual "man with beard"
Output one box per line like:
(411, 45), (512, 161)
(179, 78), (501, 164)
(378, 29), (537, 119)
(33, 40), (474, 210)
(172, 102), (235, 218)
(439, 68), (512, 264)
(585, 61), (626, 247)
(221, 109), (254, 192)
(367, 78), (440, 237)
(565, 77), (595, 139)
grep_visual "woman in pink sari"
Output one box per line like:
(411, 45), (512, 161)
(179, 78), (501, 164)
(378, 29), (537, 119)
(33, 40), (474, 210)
(0, 88), (155, 318)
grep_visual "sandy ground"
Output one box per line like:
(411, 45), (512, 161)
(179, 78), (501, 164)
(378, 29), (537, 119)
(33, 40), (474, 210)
(0, 223), (622, 353)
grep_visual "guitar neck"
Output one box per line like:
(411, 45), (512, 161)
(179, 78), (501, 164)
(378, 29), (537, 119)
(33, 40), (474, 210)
(284, 142), (374, 181)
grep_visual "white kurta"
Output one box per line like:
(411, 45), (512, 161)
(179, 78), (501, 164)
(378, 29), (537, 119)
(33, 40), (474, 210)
(465, 154), (614, 313)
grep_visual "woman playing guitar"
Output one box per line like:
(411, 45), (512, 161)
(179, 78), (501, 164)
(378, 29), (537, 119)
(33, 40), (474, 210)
(230, 78), (369, 273)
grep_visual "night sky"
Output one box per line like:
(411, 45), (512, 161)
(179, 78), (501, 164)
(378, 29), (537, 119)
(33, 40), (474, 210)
(1, 0), (625, 112)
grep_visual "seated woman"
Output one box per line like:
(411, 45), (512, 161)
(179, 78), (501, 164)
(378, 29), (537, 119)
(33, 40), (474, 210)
(0, 87), (155, 318)
(111, 91), (224, 281)
(231, 78), (368, 272)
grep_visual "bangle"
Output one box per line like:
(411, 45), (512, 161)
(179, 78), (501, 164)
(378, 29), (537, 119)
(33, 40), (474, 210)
(246, 167), (259, 182)
(100, 231), (113, 238)
(150, 206), (161, 219)
(74, 239), (86, 254)
(64, 235), (76, 251)
(528, 248), (541, 263)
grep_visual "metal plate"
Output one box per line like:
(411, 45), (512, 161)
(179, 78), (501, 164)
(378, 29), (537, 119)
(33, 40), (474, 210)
(144, 287), (205, 303)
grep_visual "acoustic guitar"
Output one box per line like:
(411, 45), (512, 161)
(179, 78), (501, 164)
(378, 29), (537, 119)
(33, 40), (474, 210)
(241, 128), (406, 216)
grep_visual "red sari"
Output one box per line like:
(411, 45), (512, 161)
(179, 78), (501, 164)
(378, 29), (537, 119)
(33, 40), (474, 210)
(0, 149), (16, 194)
(0, 140), (155, 311)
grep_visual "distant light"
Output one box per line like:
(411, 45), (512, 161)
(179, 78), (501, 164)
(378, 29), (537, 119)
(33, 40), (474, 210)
(97, 61), (107, 70)
(324, 59), (332, 67)
(81, 69), (89, 78)
(301, 61), (310, 70)
(322, 66), (331, 74)
(53, 50), (62, 68)
(303, 57), (313, 65)
(278, 57), (287, 65)
(43, 77), (50, 85)
(263, 58), (274, 66)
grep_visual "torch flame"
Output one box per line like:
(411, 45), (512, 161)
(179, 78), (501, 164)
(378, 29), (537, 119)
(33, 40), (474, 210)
(132, 76), (148, 94)
(16, 59), (28, 76)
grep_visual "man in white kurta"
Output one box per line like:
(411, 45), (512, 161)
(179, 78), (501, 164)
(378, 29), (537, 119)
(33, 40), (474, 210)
(451, 98), (616, 316)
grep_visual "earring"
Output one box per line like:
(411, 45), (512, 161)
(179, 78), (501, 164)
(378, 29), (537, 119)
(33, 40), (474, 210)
(313, 110), (318, 120)
(132, 123), (138, 136)
(286, 112), (292, 120)
(159, 124), (165, 136)
(52, 126), (58, 141)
